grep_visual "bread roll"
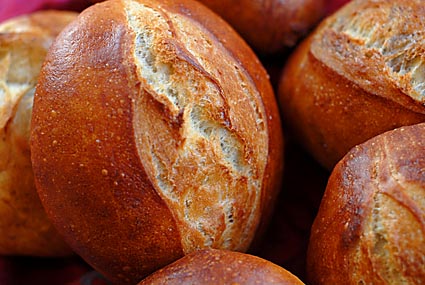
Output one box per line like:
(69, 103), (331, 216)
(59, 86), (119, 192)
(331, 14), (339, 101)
(307, 123), (425, 284)
(196, 0), (325, 54)
(279, 0), (425, 170)
(0, 10), (76, 256)
(139, 248), (305, 284)
(30, 0), (284, 283)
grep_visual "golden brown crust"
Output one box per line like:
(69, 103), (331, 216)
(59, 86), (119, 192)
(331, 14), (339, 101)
(0, 10), (76, 256)
(196, 0), (326, 54)
(307, 123), (425, 284)
(139, 248), (305, 284)
(279, 0), (425, 170)
(31, 0), (283, 283)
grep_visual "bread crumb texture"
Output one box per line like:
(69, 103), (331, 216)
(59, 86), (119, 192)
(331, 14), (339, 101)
(352, 135), (425, 284)
(313, 0), (425, 106)
(125, 0), (268, 253)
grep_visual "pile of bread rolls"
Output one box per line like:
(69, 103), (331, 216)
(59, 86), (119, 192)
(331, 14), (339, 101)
(1, 0), (424, 284)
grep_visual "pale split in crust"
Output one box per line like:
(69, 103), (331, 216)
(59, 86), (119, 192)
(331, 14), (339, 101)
(312, 0), (425, 109)
(126, 0), (268, 252)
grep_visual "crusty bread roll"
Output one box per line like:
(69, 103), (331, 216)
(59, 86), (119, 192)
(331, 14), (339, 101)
(307, 123), (425, 284)
(279, 0), (425, 170)
(196, 0), (326, 54)
(139, 248), (305, 284)
(0, 10), (76, 256)
(30, 0), (284, 283)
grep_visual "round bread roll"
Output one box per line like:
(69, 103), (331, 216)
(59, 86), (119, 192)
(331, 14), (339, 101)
(0, 10), (76, 256)
(30, 0), (284, 283)
(196, 0), (326, 54)
(139, 248), (305, 284)
(307, 123), (425, 284)
(279, 0), (425, 170)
